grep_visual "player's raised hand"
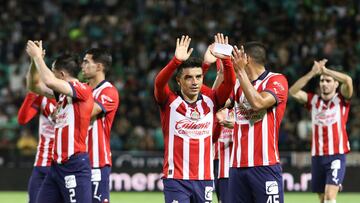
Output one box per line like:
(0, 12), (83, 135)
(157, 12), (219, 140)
(34, 40), (46, 58)
(175, 35), (193, 61)
(318, 58), (328, 73)
(204, 44), (217, 64)
(26, 40), (43, 58)
(232, 45), (248, 73)
(210, 33), (230, 59)
(311, 59), (327, 76)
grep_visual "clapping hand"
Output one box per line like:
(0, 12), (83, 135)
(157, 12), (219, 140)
(175, 35), (193, 61)
(232, 45), (248, 74)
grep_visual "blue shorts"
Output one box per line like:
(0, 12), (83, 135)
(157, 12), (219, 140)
(311, 154), (346, 193)
(163, 179), (213, 203)
(91, 166), (111, 203)
(213, 159), (219, 201)
(217, 178), (229, 203)
(229, 164), (284, 203)
(36, 153), (92, 203)
(28, 166), (50, 203)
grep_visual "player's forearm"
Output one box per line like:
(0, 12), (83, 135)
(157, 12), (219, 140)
(289, 72), (314, 96)
(202, 62), (210, 75)
(26, 60), (41, 92)
(215, 58), (235, 106)
(154, 57), (182, 101)
(155, 57), (182, 88)
(323, 68), (353, 98)
(237, 69), (266, 110)
(32, 56), (57, 88)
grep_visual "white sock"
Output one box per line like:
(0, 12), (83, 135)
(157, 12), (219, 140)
(324, 200), (336, 203)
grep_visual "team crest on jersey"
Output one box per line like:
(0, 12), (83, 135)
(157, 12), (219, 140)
(190, 109), (200, 120)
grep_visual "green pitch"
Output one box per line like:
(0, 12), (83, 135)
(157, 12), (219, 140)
(0, 191), (359, 202)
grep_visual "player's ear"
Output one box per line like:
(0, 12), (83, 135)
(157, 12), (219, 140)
(96, 63), (103, 72)
(60, 71), (66, 79)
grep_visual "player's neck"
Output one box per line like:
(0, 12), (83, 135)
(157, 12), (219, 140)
(88, 74), (105, 88)
(181, 90), (198, 103)
(247, 64), (265, 81)
(321, 92), (336, 101)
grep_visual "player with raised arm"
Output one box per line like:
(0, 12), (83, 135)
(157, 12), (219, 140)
(289, 59), (353, 203)
(25, 40), (94, 203)
(230, 43), (288, 203)
(81, 48), (120, 203)
(154, 34), (236, 203)
(18, 53), (57, 203)
(204, 47), (234, 203)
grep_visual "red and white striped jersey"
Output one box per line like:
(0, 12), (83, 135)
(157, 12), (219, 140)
(154, 57), (235, 180)
(159, 89), (216, 180)
(213, 108), (234, 178)
(87, 80), (119, 168)
(306, 93), (350, 156)
(18, 93), (56, 167)
(53, 81), (94, 164)
(231, 71), (288, 168)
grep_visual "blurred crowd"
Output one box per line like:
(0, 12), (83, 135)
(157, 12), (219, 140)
(0, 0), (360, 158)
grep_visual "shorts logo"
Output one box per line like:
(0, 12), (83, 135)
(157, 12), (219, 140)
(64, 175), (77, 189)
(265, 181), (279, 195)
(91, 169), (102, 182)
(331, 159), (341, 184)
(205, 186), (213, 201)
(171, 200), (179, 203)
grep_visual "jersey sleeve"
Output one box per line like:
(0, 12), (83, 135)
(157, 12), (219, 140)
(17, 93), (43, 125)
(306, 92), (315, 110)
(42, 98), (57, 118)
(95, 87), (120, 114)
(154, 57), (181, 105)
(263, 74), (288, 105)
(69, 81), (92, 101)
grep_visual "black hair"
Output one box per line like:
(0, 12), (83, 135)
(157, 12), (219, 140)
(85, 48), (112, 73)
(244, 41), (267, 65)
(176, 57), (203, 78)
(53, 54), (80, 78)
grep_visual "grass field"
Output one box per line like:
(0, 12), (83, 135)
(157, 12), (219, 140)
(0, 191), (359, 203)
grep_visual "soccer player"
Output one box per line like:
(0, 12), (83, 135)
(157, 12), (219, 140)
(289, 59), (353, 203)
(25, 40), (94, 203)
(18, 93), (56, 203)
(210, 59), (234, 203)
(154, 34), (236, 203)
(230, 43), (288, 203)
(18, 50), (57, 203)
(213, 107), (234, 203)
(81, 48), (120, 203)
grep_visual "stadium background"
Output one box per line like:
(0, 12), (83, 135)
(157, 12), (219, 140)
(0, 0), (360, 202)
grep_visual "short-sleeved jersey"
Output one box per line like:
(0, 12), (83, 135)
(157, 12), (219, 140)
(306, 93), (350, 156)
(53, 81), (94, 164)
(213, 108), (234, 178)
(231, 71), (288, 168)
(87, 80), (119, 168)
(18, 93), (57, 166)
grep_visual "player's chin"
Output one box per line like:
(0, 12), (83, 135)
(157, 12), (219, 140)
(190, 89), (200, 95)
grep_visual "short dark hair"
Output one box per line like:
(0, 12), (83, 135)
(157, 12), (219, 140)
(53, 54), (80, 78)
(244, 41), (266, 65)
(85, 48), (112, 73)
(176, 57), (203, 78)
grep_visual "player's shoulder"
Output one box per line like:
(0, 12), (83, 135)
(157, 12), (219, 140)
(71, 81), (91, 90)
(267, 72), (288, 81)
(96, 80), (119, 95)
